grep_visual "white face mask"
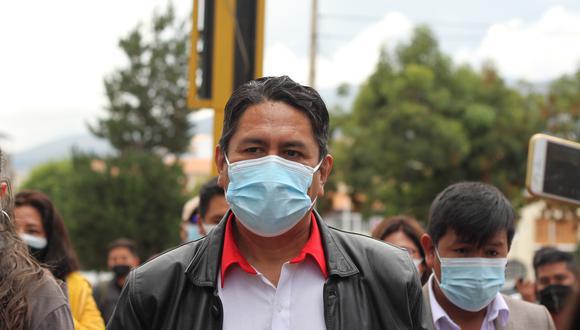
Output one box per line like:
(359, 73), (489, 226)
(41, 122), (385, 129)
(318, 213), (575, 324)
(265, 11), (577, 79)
(413, 258), (423, 270)
(20, 233), (48, 249)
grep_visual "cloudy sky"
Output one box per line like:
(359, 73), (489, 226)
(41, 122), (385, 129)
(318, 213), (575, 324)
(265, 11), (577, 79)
(2, 0), (580, 153)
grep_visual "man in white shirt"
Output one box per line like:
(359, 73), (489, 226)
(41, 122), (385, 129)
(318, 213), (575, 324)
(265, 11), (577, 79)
(420, 182), (555, 330)
(108, 76), (428, 329)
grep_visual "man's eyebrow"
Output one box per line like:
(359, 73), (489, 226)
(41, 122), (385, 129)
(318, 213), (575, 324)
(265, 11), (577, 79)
(238, 137), (268, 146)
(280, 140), (308, 149)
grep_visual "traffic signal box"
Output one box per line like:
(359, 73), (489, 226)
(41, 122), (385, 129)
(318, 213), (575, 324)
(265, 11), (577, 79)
(187, 0), (265, 174)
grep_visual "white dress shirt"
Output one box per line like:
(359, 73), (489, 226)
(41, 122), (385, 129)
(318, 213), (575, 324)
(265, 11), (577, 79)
(217, 214), (327, 330)
(218, 258), (326, 330)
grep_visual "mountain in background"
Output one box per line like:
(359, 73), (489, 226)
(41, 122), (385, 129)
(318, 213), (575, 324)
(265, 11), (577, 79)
(11, 133), (113, 173)
(10, 115), (214, 175)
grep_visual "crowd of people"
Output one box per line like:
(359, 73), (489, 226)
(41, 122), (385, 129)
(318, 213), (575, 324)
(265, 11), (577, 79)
(1, 76), (579, 329)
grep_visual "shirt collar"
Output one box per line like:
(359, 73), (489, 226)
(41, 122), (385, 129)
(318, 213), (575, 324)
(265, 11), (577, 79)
(220, 212), (328, 287)
(485, 291), (510, 328)
(427, 274), (510, 329)
(428, 274), (460, 329)
(289, 213), (328, 278)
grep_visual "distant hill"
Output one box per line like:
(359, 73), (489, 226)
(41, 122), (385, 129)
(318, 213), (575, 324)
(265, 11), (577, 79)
(10, 115), (214, 176)
(11, 133), (114, 175)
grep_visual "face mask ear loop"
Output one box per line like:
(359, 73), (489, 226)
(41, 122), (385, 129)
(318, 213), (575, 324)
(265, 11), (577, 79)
(313, 157), (324, 173)
(224, 153), (231, 166)
(1, 209), (10, 223)
(307, 158), (325, 207)
(433, 246), (444, 285)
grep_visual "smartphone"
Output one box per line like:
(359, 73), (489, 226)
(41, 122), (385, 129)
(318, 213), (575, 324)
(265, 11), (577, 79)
(526, 134), (580, 205)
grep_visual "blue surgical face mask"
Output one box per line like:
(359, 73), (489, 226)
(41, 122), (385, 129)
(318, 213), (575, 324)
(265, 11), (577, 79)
(185, 223), (203, 241)
(225, 155), (322, 237)
(434, 248), (507, 312)
(413, 258), (423, 271)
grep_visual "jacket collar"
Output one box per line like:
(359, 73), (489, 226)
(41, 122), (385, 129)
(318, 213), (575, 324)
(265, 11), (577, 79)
(185, 210), (359, 288)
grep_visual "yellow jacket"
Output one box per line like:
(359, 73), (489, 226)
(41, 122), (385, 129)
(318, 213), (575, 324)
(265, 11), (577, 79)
(66, 272), (106, 330)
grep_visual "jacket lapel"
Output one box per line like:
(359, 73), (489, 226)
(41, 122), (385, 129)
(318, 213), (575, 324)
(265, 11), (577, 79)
(313, 210), (359, 278)
(185, 211), (230, 288)
(422, 284), (436, 330)
(184, 210), (361, 288)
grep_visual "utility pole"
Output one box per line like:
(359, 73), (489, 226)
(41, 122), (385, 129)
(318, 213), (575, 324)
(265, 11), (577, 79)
(308, 0), (318, 88)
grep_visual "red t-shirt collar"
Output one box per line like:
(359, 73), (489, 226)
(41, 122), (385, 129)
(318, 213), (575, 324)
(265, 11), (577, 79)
(220, 213), (328, 287)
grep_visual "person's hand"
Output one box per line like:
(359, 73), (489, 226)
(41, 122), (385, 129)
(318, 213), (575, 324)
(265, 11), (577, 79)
(516, 278), (537, 302)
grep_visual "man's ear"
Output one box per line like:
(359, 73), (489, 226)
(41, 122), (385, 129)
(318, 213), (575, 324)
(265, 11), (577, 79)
(421, 234), (435, 268)
(316, 154), (334, 197)
(215, 145), (227, 189)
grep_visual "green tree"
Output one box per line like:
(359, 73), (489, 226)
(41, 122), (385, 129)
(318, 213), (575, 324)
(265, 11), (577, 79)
(332, 26), (542, 220)
(21, 152), (186, 270)
(90, 5), (191, 156)
(20, 5), (193, 269)
(541, 69), (580, 140)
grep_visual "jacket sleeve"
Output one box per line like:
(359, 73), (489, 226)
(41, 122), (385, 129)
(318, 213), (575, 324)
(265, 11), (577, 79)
(407, 264), (431, 330)
(35, 304), (75, 330)
(544, 306), (556, 330)
(107, 270), (147, 330)
(68, 274), (106, 330)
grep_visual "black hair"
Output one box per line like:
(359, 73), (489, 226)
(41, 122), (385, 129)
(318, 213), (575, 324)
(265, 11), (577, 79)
(199, 177), (224, 219)
(533, 246), (577, 278)
(107, 238), (139, 258)
(427, 181), (516, 248)
(218, 76), (330, 160)
(371, 215), (425, 260)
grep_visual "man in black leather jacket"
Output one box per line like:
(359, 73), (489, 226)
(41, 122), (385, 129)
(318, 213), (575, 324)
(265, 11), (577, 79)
(108, 76), (428, 330)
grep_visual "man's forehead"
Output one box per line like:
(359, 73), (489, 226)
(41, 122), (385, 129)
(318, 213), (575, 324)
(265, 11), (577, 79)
(538, 261), (573, 274)
(442, 228), (508, 246)
(110, 246), (133, 255)
(238, 101), (310, 125)
(234, 102), (317, 144)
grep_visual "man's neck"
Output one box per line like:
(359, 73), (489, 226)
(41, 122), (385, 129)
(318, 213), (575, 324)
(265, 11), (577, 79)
(432, 278), (487, 330)
(234, 213), (312, 287)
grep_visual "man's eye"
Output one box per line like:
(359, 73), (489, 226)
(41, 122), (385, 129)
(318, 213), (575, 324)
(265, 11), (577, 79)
(454, 248), (467, 254)
(486, 250), (499, 257)
(554, 275), (567, 282)
(245, 147), (260, 153)
(285, 150), (301, 157)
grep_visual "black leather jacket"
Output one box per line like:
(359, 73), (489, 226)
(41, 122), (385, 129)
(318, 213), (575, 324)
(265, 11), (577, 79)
(108, 211), (429, 329)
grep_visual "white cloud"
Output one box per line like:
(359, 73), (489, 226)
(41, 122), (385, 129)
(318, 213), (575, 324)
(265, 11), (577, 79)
(264, 43), (309, 84)
(454, 6), (580, 82)
(265, 6), (580, 89)
(317, 12), (413, 88)
(0, 0), (192, 153)
(264, 12), (414, 88)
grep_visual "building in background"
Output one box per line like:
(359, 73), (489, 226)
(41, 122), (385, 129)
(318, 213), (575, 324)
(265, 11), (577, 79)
(509, 200), (580, 280)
